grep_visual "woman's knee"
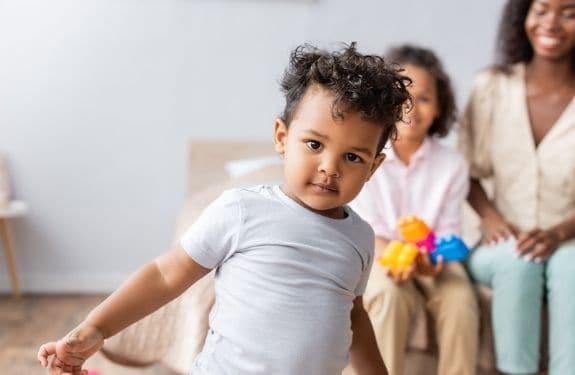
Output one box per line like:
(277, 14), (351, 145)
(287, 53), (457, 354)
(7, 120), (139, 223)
(467, 239), (518, 285)
(484, 241), (544, 286)
(547, 242), (575, 282)
(468, 240), (545, 304)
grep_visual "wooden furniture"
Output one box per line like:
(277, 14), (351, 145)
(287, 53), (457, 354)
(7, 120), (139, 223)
(0, 200), (28, 298)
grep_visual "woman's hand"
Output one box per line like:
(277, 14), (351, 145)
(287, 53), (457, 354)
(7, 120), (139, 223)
(480, 210), (519, 245)
(515, 228), (560, 262)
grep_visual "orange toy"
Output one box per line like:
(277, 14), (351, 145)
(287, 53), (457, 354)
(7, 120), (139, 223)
(397, 215), (431, 243)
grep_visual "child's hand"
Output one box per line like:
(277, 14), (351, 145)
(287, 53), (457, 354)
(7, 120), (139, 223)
(384, 264), (416, 283)
(37, 324), (104, 374)
(515, 228), (560, 262)
(481, 210), (518, 245)
(415, 248), (443, 277)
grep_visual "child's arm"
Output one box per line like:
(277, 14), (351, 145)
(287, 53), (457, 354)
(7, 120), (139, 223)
(349, 296), (388, 375)
(37, 244), (210, 374)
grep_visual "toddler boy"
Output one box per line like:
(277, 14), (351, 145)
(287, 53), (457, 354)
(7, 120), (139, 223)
(38, 43), (410, 375)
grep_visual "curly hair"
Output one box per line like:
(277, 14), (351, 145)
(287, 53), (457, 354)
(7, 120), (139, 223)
(385, 45), (456, 138)
(279, 42), (411, 152)
(495, 0), (575, 71)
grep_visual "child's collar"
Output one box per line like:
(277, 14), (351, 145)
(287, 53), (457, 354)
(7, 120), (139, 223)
(384, 137), (432, 164)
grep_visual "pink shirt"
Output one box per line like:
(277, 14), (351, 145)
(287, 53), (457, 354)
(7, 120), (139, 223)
(351, 137), (469, 240)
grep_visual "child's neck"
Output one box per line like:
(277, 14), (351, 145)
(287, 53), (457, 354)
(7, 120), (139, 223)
(393, 137), (426, 166)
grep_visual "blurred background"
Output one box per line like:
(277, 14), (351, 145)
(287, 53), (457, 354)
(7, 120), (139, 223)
(0, 0), (500, 294)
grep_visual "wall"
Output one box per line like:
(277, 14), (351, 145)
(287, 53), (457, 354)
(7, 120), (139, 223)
(0, 0), (501, 292)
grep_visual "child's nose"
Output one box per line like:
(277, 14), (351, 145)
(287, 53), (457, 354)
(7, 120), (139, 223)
(318, 157), (340, 178)
(406, 110), (418, 124)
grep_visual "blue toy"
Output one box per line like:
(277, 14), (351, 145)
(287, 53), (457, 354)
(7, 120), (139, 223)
(430, 235), (470, 265)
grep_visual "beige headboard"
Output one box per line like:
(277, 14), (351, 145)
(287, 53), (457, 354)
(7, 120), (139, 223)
(187, 140), (276, 197)
(183, 139), (481, 248)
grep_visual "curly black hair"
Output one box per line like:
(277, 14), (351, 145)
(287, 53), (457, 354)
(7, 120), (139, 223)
(279, 42), (411, 153)
(495, 0), (575, 71)
(385, 45), (456, 138)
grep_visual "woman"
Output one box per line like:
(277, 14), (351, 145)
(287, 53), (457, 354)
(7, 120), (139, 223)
(460, 0), (575, 374)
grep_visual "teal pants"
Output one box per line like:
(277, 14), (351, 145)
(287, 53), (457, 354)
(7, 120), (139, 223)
(467, 239), (575, 375)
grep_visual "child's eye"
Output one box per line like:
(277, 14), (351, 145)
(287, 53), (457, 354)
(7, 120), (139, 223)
(306, 140), (322, 151)
(346, 153), (363, 163)
(562, 9), (575, 18)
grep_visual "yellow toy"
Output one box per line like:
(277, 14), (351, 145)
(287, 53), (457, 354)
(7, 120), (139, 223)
(378, 240), (419, 275)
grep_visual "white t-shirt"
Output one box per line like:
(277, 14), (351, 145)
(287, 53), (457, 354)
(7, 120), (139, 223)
(180, 185), (374, 375)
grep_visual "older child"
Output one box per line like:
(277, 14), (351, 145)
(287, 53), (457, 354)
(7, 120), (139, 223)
(460, 0), (575, 373)
(37, 43), (410, 375)
(351, 45), (479, 375)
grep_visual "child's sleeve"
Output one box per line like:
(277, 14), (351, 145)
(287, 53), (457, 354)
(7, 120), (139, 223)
(179, 190), (242, 269)
(354, 227), (375, 296)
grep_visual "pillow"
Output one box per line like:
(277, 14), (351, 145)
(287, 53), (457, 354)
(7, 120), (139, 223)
(175, 163), (284, 241)
(224, 156), (282, 179)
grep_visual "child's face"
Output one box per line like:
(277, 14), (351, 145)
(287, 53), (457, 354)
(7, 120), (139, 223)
(274, 87), (385, 219)
(396, 64), (439, 143)
(525, 0), (575, 61)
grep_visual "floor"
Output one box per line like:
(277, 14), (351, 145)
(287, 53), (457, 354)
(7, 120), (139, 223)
(1, 294), (499, 375)
(0, 294), (177, 375)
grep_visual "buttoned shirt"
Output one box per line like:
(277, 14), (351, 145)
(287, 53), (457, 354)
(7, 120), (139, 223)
(459, 64), (575, 232)
(351, 137), (469, 240)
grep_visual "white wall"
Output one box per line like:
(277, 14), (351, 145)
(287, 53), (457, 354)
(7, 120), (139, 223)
(0, 0), (501, 293)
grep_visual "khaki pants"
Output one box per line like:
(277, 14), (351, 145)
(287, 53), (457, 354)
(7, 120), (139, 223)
(362, 262), (479, 375)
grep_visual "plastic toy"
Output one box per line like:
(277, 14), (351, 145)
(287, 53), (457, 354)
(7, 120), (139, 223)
(378, 240), (403, 269)
(397, 243), (419, 269)
(397, 215), (470, 265)
(378, 240), (419, 274)
(430, 235), (470, 265)
(398, 215), (436, 252)
(398, 215), (430, 242)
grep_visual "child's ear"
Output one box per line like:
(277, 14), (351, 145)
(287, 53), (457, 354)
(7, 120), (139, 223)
(274, 118), (288, 155)
(366, 153), (386, 181)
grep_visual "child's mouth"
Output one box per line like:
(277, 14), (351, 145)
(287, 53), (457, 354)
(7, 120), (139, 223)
(311, 183), (338, 193)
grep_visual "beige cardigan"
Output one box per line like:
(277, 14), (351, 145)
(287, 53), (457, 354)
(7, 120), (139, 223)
(459, 63), (575, 234)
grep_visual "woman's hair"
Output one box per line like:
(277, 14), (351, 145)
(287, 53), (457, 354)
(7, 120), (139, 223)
(495, 0), (535, 70)
(279, 42), (411, 152)
(385, 45), (456, 138)
(495, 0), (575, 71)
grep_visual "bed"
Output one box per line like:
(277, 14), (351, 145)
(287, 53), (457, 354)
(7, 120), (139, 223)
(101, 140), (502, 374)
